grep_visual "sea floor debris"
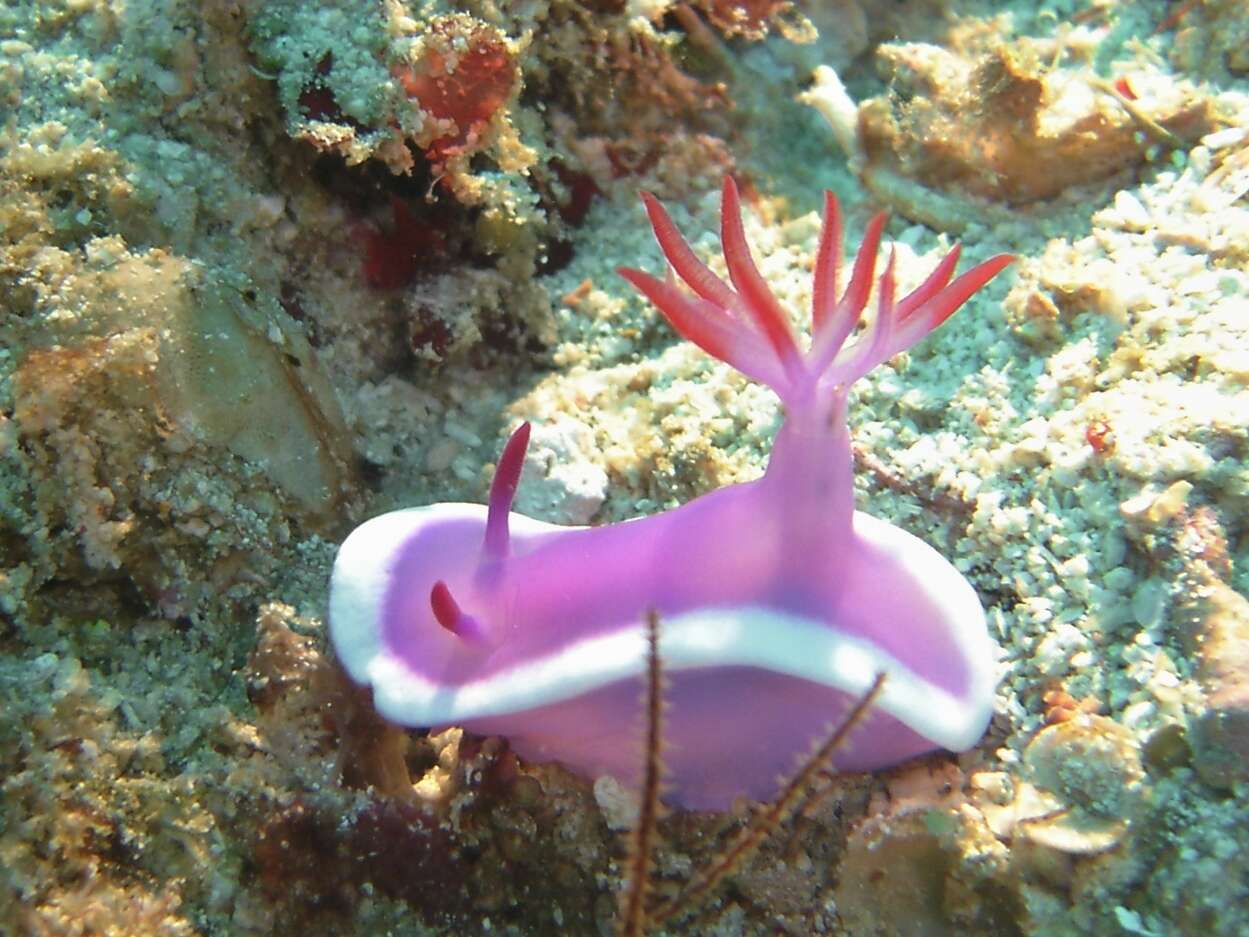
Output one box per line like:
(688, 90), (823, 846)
(2, 0), (1249, 934)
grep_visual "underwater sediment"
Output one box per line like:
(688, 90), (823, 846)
(2, 0), (1248, 934)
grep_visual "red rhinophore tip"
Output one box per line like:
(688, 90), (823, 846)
(430, 580), (463, 633)
(483, 421), (531, 562)
(430, 580), (489, 643)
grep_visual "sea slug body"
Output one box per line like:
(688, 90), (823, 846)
(330, 179), (1014, 808)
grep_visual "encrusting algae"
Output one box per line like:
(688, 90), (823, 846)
(2, 1), (1249, 935)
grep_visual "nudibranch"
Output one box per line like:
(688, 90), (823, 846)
(330, 178), (1013, 808)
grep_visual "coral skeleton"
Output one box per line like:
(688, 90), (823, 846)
(330, 178), (1013, 808)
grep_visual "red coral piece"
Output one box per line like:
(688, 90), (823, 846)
(1085, 419), (1115, 454)
(360, 196), (446, 290)
(700, 0), (786, 38)
(549, 160), (601, 226)
(395, 21), (517, 163)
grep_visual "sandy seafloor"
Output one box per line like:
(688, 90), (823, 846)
(2, 0), (1248, 934)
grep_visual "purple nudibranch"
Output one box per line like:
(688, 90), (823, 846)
(330, 178), (1013, 808)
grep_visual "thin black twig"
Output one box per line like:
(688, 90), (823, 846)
(617, 608), (667, 937)
(646, 672), (888, 928)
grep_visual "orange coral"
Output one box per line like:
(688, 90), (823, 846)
(394, 19), (517, 165)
